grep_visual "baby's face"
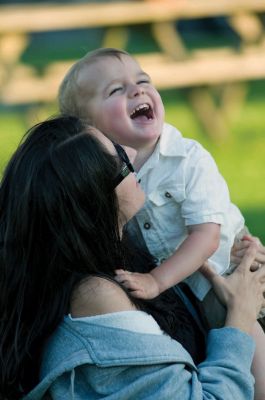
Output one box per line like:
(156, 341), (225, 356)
(77, 55), (165, 151)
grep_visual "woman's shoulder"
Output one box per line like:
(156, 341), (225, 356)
(70, 276), (136, 318)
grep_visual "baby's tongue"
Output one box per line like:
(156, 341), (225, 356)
(132, 115), (149, 122)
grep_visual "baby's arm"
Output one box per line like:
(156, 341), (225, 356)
(115, 222), (220, 299)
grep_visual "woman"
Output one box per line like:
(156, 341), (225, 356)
(0, 115), (264, 399)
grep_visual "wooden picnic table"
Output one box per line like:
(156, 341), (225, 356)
(1, 0), (265, 139)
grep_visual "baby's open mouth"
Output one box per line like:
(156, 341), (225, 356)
(130, 103), (154, 120)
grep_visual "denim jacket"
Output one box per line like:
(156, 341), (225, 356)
(24, 317), (255, 400)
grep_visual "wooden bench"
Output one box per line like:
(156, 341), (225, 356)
(1, 0), (265, 139)
(1, 0), (265, 32)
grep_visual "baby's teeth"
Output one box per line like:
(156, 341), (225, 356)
(131, 104), (149, 116)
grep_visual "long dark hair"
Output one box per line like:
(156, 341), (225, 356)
(0, 116), (124, 398)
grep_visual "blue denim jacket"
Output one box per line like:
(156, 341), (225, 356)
(24, 317), (255, 400)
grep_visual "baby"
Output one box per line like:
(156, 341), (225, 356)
(58, 48), (265, 399)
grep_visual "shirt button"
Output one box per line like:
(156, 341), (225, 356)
(144, 222), (151, 230)
(160, 258), (166, 263)
(165, 191), (172, 198)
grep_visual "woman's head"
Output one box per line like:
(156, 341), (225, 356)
(0, 115), (144, 398)
(1, 115), (144, 273)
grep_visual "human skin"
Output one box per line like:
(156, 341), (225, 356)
(76, 54), (165, 171)
(74, 53), (265, 399)
(88, 126), (145, 225)
(76, 54), (220, 299)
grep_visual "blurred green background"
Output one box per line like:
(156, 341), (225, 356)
(0, 16), (265, 241)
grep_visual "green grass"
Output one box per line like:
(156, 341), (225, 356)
(0, 112), (28, 173)
(0, 104), (57, 172)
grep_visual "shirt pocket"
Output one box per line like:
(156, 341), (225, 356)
(148, 186), (186, 234)
(148, 186), (185, 206)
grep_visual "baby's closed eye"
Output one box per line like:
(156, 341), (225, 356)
(109, 86), (123, 96)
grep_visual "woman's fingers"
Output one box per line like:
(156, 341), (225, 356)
(255, 253), (265, 264)
(199, 262), (217, 281)
(230, 255), (242, 265)
(241, 236), (265, 263)
(255, 263), (265, 281)
(235, 243), (258, 273)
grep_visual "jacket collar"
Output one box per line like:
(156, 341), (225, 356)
(62, 318), (195, 367)
(24, 318), (196, 399)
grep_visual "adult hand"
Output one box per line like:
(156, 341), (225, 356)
(200, 243), (265, 334)
(115, 269), (160, 299)
(231, 235), (265, 270)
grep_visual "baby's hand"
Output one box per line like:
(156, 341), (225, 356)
(115, 269), (160, 299)
(231, 235), (265, 270)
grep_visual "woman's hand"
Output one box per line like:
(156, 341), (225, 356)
(200, 243), (265, 334)
(231, 235), (265, 270)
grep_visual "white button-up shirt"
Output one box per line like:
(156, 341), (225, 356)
(128, 123), (244, 300)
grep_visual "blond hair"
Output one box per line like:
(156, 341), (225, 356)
(58, 48), (129, 120)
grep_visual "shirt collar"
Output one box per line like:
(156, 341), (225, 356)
(137, 123), (187, 178)
(159, 123), (187, 157)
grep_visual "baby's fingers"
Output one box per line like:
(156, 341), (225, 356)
(242, 235), (261, 246)
(115, 270), (133, 284)
(120, 279), (141, 291)
(128, 289), (146, 299)
(115, 269), (127, 275)
(115, 274), (146, 298)
(232, 240), (250, 253)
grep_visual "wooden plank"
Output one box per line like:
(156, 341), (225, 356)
(137, 49), (265, 88)
(228, 13), (264, 43)
(1, 0), (265, 34)
(2, 49), (265, 104)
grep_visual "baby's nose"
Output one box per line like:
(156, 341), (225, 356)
(128, 84), (144, 98)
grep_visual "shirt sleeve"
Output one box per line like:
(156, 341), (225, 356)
(154, 327), (255, 400)
(152, 327), (255, 400)
(181, 144), (231, 227)
(192, 327), (255, 399)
